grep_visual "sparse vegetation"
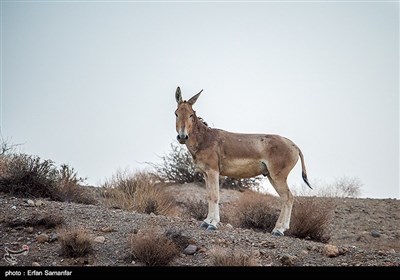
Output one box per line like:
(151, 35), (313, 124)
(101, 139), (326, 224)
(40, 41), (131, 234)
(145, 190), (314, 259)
(0, 154), (61, 200)
(287, 197), (333, 242)
(294, 176), (362, 198)
(100, 169), (140, 210)
(210, 247), (257, 266)
(58, 164), (95, 205)
(0, 138), (94, 204)
(148, 142), (262, 190)
(101, 170), (177, 215)
(134, 181), (177, 216)
(59, 228), (93, 258)
(128, 228), (179, 266)
(183, 199), (208, 221)
(148, 142), (202, 184)
(5, 213), (64, 229)
(230, 191), (280, 232)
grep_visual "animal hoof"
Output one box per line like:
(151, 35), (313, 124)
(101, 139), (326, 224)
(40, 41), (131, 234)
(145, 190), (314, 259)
(206, 225), (217, 231)
(200, 221), (209, 229)
(272, 230), (284, 236)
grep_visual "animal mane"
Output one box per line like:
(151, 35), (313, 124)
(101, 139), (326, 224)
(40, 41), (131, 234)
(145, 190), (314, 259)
(198, 116), (208, 127)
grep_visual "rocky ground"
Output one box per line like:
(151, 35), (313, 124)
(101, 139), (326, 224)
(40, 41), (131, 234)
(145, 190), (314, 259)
(0, 183), (399, 270)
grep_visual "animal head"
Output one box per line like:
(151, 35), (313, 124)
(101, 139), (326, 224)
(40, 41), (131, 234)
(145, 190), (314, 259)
(174, 86), (203, 144)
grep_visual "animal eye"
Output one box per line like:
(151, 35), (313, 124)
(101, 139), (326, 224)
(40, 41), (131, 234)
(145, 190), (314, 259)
(189, 114), (193, 118)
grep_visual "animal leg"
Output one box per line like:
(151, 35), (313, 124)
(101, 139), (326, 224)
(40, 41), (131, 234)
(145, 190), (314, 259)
(268, 178), (294, 236)
(202, 170), (220, 230)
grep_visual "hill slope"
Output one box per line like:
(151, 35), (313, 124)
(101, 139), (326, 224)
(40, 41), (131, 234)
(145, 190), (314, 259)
(0, 183), (399, 267)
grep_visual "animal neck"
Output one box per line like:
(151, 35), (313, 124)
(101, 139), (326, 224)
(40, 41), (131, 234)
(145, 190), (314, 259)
(186, 115), (210, 154)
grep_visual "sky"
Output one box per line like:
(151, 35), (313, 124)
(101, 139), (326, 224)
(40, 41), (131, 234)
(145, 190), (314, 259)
(1, 0), (398, 199)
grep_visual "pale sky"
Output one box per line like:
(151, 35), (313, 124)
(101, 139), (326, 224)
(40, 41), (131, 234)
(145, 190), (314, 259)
(1, 1), (399, 199)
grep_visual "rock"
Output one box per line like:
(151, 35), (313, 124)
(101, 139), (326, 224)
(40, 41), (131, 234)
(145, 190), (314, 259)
(27, 200), (35, 207)
(100, 227), (114, 233)
(32, 262), (40, 266)
(371, 230), (381, 237)
(35, 200), (44, 207)
(183, 244), (197, 255)
(52, 262), (57, 266)
(131, 260), (135, 265)
(49, 233), (58, 243)
(225, 223), (233, 229)
(11, 205), (16, 210)
(324, 244), (339, 258)
(279, 254), (295, 266)
(150, 213), (156, 217)
(198, 247), (207, 253)
(388, 249), (396, 254)
(25, 227), (34, 234)
(93, 236), (105, 243)
(36, 234), (49, 243)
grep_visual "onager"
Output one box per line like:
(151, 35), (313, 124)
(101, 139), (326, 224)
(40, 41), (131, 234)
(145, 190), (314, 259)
(174, 87), (312, 236)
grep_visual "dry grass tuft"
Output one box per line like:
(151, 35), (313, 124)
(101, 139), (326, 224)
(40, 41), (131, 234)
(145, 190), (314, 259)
(229, 191), (280, 232)
(101, 170), (177, 215)
(182, 199), (208, 221)
(210, 247), (258, 266)
(133, 182), (177, 216)
(100, 169), (141, 209)
(128, 228), (179, 266)
(59, 228), (93, 258)
(5, 213), (64, 229)
(287, 197), (334, 242)
(58, 164), (95, 205)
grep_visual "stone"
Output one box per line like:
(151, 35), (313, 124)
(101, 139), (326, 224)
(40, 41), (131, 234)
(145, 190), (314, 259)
(279, 254), (295, 266)
(25, 227), (34, 234)
(35, 200), (45, 207)
(49, 233), (58, 243)
(324, 244), (339, 257)
(93, 236), (105, 243)
(32, 262), (40, 266)
(36, 234), (49, 243)
(371, 230), (381, 238)
(27, 200), (35, 207)
(225, 223), (233, 229)
(183, 244), (197, 255)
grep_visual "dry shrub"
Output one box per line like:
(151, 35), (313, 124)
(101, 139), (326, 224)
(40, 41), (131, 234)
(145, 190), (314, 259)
(59, 228), (93, 258)
(210, 247), (257, 266)
(294, 177), (362, 198)
(128, 228), (179, 266)
(287, 197), (334, 242)
(6, 213), (64, 229)
(230, 191), (280, 232)
(134, 182), (177, 216)
(0, 154), (61, 199)
(58, 164), (95, 205)
(183, 199), (208, 221)
(100, 170), (145, 210)
(0, 152), (92, 204)
(101, 187), (134, 210)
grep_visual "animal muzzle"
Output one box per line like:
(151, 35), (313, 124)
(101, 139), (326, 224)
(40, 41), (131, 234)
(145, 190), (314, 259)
(177, 133), (188, 144)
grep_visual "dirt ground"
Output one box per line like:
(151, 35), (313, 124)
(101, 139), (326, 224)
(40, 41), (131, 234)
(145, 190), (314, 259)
(0, 183), (399, 271)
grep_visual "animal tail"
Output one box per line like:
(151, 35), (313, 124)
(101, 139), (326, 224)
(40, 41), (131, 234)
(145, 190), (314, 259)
(298, 149), (312, 189)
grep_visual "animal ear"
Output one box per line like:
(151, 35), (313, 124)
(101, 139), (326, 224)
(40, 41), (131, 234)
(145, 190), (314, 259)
(187, 89), (203, 105)
(175, 87), (183, 104)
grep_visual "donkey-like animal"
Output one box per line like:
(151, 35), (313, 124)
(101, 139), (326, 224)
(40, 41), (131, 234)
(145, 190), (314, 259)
(174, 87), (312, 236)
